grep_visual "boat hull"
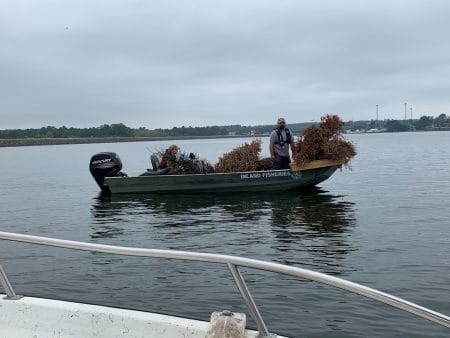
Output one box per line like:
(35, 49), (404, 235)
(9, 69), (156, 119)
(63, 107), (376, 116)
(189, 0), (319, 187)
(104, 160), (343, 194)
(0, 295), (264, 338)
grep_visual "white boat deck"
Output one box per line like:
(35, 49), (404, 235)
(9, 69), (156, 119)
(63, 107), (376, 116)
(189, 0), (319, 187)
(0, 294), (263, 338)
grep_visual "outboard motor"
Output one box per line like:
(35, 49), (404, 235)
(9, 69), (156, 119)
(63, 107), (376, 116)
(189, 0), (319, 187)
(89, 152), (125, 191)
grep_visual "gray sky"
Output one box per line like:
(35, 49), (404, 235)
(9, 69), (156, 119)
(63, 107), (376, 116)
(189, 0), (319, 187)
(1, 0), (450, 129)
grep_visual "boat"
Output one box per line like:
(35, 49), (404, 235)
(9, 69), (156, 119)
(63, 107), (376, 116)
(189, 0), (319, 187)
(0, 231), (449, 337)
(89, 152), (345, 194)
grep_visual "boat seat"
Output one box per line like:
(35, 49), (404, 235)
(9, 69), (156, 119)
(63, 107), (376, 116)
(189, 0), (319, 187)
(150, 154), (159, 171)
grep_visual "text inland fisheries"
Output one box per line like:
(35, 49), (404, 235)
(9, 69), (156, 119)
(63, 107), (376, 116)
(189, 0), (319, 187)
(240, 171), (291, 180)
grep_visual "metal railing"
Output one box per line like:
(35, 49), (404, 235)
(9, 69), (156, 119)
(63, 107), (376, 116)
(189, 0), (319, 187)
(0, 231), (449, 337)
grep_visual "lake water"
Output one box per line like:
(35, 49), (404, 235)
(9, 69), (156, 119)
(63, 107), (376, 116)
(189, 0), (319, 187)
(0, 132), (449, 337)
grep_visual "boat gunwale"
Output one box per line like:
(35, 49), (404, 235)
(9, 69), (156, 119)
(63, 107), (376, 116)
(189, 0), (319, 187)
(105, 159), (345, 181)
(107, 168), (291, 180)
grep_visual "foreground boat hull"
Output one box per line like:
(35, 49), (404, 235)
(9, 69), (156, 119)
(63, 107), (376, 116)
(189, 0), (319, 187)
(0, 295), (266, 338)
(104, 160), (342, 194)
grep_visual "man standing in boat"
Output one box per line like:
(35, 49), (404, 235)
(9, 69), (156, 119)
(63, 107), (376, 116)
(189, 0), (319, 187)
(269, 117), (295, 170)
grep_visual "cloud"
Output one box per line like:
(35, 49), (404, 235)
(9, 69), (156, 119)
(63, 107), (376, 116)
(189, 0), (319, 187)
(1, 0), (450, 128)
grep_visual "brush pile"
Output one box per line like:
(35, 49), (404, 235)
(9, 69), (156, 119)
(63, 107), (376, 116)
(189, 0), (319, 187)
(157, 115), (355, 175)
(214, 140), (264, 173)
(159, 145), (214, 174)
(293, 115), (356, 166)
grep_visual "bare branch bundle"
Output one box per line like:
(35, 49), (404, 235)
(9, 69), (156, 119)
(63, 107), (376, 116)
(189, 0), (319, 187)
(158, 145), (214, 174)
(215, 140), (262, 173)
(293, 115), (356, 167)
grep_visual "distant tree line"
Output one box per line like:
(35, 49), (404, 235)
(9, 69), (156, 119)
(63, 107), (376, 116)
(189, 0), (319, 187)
(1, 114), (448, 139)
(346, 113), (450, 132)
(0, 122), (314, 139)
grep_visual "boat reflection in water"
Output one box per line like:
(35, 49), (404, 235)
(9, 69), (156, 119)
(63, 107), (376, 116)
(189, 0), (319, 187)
(90, 188), (356, 275)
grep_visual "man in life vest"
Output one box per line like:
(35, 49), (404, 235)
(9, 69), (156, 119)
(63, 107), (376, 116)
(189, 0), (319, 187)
(269, 117), (295, 170)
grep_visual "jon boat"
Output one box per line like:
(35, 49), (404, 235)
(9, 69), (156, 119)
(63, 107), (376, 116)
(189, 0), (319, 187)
(89, 152), (345, 194)
(1, 232), (449, 338)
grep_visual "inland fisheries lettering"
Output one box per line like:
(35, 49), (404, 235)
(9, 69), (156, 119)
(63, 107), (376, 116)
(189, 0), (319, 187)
(262, 171), (291, 178)
(240, 171), (291, 180)
(240, 173), (261, 179)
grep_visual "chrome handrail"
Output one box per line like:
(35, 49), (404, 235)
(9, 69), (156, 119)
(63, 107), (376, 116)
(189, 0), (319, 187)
(0, 263), (20, 299)
(0, 231), (449, 336)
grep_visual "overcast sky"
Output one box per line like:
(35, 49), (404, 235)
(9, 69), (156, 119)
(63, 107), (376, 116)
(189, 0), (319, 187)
(1, 0), (450, 129)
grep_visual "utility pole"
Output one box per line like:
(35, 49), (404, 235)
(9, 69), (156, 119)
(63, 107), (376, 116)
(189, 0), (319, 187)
(376, 104), (379, 129)
(410, 106), (413, 130)
(404, 102), (407, 120)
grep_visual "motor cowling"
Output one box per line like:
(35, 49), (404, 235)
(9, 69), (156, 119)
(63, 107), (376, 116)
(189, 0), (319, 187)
(89, 152), (124, 190)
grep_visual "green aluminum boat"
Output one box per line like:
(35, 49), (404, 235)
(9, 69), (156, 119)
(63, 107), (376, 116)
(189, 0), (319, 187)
(89, 151), (344, 194)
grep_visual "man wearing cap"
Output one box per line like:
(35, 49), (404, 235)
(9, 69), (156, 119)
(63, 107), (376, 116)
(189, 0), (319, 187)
(269, 118), (294, 170)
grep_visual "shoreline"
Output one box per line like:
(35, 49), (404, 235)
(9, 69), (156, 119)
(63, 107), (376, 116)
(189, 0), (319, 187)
(0, 135), (257, 148)
(2, 129), (448, 148)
